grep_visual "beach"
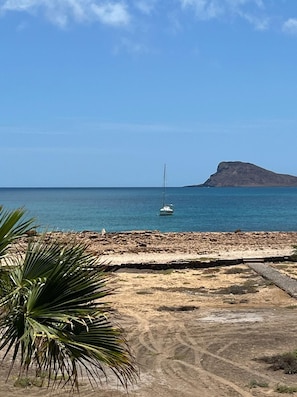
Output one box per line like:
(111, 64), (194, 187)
(3, 231), (297, 396)
(49, 230), (297, 265)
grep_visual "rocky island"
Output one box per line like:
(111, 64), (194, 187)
(191, 161), (297, 187)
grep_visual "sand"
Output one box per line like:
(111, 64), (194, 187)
(2, 231), (297, 396)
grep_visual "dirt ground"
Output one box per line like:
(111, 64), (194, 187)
(2, 231), (297, 396)
(107, 264), (297, 397)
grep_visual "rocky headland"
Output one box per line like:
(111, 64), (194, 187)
(191, 161), (297, 187)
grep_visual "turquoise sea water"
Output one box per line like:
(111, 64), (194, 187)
(0, 187), (297, 233)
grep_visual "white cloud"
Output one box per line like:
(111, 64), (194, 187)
(237, 9), (269, 31)
(134, 0), (156, 15)
(178, 0), (268, 29)
(0, 0), (292, 35)
(179, 0), (224, 20)
(91, 3), (130, 26)
(226, 0), (264, 7)
(0, 0), (131, 28)
(282, 18), (297, 35)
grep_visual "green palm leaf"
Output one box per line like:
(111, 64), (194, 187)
(0, 236), (137, 390)
(0, 206), (35, 259)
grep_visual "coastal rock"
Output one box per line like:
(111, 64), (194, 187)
(17, 230), (297, 260)
(193, 161), (297, 187)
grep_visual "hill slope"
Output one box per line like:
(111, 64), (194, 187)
(194, 161), (297, 187)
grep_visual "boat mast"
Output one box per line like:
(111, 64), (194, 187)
(162, 164), (166, 207)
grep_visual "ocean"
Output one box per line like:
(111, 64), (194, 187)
(0, 187), (297, 233)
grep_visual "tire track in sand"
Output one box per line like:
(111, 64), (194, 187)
(123, 309), (259, 397)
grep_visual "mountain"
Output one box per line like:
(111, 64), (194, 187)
(192, 161), (297, 187)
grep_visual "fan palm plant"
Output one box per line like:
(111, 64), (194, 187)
(0, 234), (137, 390)
(0, 205), (35, 259)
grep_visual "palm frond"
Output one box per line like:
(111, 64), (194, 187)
(0, 235), (137, 390)
(0, 206), (35, 259)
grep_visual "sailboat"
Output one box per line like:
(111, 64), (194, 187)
(159, 164), (174, 216)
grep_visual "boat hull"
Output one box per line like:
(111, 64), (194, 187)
(159, 205), (174, 216)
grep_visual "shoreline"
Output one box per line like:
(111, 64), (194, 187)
(43, 230), (297, 266)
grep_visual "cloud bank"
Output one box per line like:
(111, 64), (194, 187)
(0, 0), (293, 33)
(0, 0), (130, 27)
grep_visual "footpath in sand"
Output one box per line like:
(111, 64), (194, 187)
(2, 231), (297, 397)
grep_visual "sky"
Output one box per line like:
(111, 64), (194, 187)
(1, 0), (297, 187)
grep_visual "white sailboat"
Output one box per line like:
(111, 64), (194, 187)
(159, 164), (174, 216)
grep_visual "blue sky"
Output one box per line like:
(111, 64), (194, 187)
(1, 0), (297, 187)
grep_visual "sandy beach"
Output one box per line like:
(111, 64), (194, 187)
(3, 231), (297, 396)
